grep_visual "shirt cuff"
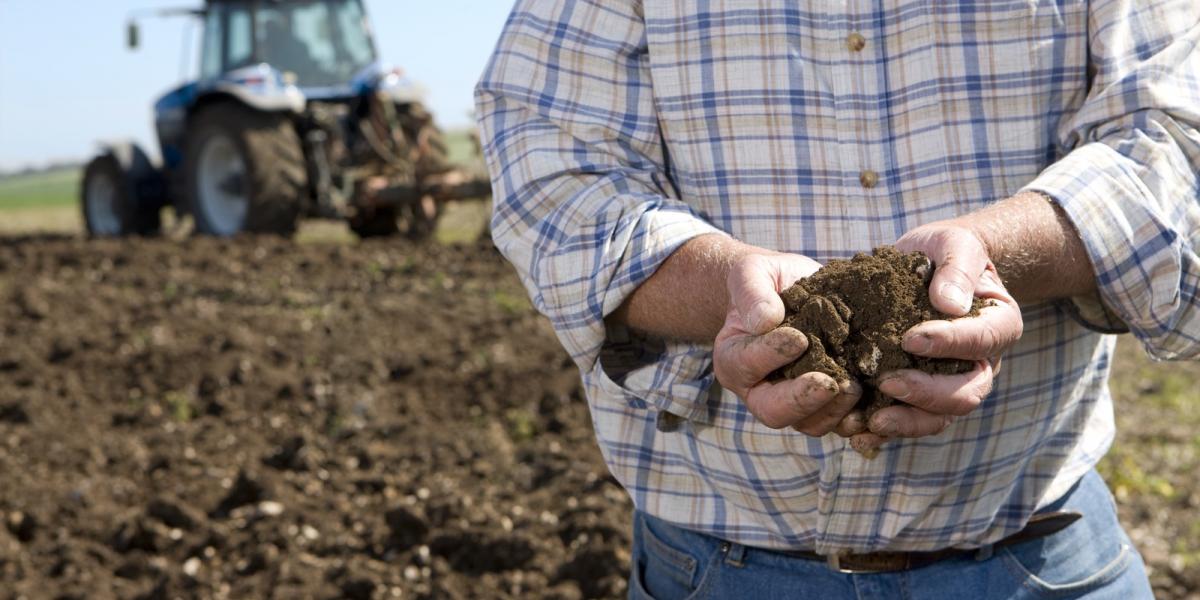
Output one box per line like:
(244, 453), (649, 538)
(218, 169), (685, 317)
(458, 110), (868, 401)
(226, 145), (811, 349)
(588, 207), (727, 424)
(1020, 144), (1169, 337)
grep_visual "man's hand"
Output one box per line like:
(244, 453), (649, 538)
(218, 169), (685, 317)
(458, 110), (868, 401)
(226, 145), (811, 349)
(850, 222), (1024, 454)
(714, 253), (864, 435)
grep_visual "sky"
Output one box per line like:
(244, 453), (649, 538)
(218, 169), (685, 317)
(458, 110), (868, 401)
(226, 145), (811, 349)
(0, 0), (515, 171)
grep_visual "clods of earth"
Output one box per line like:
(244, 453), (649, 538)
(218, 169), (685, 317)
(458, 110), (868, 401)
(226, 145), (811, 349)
(0, 237), (628, 599)
(777, 246), (983, 415)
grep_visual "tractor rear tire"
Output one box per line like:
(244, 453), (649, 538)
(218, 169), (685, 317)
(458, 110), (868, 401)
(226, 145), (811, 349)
(185, 102), (306, 236)
(81, 153), (161, 237)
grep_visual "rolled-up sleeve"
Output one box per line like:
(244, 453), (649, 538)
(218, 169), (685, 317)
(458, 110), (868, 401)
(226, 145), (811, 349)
(1022, 0), (1200, 359)
(475, 1), (725, 417)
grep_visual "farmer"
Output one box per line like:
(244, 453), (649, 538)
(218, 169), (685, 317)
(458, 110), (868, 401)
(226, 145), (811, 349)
(477, 1), (1199, 597)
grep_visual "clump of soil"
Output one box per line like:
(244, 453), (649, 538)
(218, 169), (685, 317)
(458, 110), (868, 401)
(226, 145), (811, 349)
(777, 246), (983, 415)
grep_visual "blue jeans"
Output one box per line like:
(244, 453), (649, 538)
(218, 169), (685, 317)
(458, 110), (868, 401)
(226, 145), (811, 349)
(629, 469), (1153, 599)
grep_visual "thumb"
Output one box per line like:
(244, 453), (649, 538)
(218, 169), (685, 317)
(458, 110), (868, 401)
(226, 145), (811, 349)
(728, 254), (786, 334)
(927, 237), (989, 316)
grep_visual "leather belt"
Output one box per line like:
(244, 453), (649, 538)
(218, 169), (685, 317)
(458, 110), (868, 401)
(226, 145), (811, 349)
(777, 511), (1082, 574)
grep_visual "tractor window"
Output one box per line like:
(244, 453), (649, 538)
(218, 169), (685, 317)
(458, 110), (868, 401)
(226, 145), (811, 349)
(291, 6), (336, 70)
(333, 1), (374, 69)
(255, 0), (376, 88)
(200, 8), (223, 79)
(226, 6), (254, 69)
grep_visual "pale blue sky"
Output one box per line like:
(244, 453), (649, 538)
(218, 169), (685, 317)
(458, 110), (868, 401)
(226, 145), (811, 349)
(0, 0), (515, 170)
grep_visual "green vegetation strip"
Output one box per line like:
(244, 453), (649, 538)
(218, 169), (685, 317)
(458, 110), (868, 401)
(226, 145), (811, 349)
(0, 168), (79, 210)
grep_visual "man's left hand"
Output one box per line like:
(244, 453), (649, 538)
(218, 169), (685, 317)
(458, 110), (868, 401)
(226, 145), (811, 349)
(849, 221), (1024, 455)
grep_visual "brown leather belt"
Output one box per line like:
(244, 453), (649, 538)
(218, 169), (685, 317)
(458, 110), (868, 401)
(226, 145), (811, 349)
(777, 511), (1082, 574)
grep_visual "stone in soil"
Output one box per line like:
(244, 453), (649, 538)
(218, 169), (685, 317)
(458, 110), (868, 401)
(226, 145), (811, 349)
(777, 246), (984, 415)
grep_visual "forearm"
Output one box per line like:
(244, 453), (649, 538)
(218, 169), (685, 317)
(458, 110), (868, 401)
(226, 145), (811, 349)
(609, 233), (760, 342)
(957, 191), (1097, 304)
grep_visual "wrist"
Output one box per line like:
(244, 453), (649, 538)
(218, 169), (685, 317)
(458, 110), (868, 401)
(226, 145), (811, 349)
(610, 232), (760, 341)
(953, 191), (1094, 302)
(949, 192), (1050, 264)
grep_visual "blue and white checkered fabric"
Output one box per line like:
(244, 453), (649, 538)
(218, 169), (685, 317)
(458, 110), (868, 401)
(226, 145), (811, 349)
(476, 0), (1200, 553)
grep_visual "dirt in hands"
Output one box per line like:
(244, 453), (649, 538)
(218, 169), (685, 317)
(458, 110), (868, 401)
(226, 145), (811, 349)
(777, 246), (984, 415)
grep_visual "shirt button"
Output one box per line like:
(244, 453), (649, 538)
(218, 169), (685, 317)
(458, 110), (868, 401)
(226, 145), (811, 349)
(859, 170), (880, 189)
(847, 32), (867, 52)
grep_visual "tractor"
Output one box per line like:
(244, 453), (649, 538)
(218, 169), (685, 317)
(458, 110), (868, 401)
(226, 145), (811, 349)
(81, 0), (488, 239)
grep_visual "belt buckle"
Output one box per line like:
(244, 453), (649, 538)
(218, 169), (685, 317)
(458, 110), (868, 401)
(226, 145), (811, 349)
(826, 553), (853, 574)
(825, 552), (903, 574)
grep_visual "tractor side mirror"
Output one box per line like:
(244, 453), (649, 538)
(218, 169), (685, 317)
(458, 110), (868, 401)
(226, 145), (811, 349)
(127, 21), (140, 50)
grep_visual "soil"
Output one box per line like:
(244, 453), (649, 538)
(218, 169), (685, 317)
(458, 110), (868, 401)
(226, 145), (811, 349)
(0, 236), (630, 600)
(777, 246), (983, 415)
(0, 236), (1193, 599)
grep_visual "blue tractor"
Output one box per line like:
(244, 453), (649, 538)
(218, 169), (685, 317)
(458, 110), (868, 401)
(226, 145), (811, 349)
(82, 0), (486, 239)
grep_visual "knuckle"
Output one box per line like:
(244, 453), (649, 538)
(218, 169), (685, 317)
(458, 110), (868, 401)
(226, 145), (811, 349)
(760, 411), (789, 430)
(930, 327), (955, 357)
(938, 415), (956, 433)
(955, 394), (982, 416)
(712, 352), (738, 388)
(977, 376), (994, 399)
(744, 396), (776, 429)
(892, 417), (916, 437)
(979, 323), (1006, 354)
(720, 344), (756, 384)
(733, 359), (762, 389)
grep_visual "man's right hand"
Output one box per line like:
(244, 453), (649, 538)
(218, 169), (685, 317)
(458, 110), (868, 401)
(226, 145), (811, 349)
(713, 253), (864, 436)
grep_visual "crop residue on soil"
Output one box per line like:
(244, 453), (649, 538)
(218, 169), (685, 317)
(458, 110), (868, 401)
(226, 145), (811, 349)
(777, 246), (982, 415)
(0, 237), (628, 600)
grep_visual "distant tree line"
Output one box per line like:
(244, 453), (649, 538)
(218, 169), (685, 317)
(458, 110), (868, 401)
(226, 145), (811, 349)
(0, 161), (83, 180)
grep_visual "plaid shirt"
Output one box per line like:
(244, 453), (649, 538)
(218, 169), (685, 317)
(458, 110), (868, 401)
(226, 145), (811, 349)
(477, 0), (1200, 553)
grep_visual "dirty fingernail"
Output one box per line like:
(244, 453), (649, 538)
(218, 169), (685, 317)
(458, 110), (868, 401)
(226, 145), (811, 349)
(902, 333), (933, 355)
(839, 412), (866, 435)
(872, 416), (899, 437)
(770, 328), (805, 355)
(850, 436), (881, 459)
(939, 281), (971, 313)
(878, 378), (910, 400)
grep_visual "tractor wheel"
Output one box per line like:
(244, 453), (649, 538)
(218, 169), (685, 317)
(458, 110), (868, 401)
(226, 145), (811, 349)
(81, 153), (161, 237)
(185, 102), (306, 236)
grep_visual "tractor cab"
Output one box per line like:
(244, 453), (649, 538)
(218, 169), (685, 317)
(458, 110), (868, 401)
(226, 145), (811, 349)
(197, 0), (378, 94)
